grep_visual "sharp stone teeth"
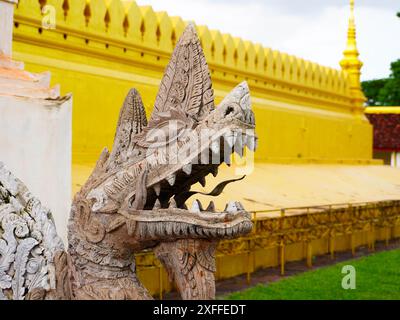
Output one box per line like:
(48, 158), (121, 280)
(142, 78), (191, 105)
(236, 201), (245, 211)
(225, 134), (235, 148)
(246, 135), (256, 151)
(211, 140), (220, 154)
(206, 201), (216, 212)
(191, 201), (201, 213)
(191, 199), (203, 213)
(166, 174), (176, 186)
(200, 155), (209, 165)
(235, 139), (244, 157)
(169, 198), (177, 209)
(199, 177), (206, 187)
(153, 183), (161, 196)
(182, 163), (192, 175)
(153, 199), (161, 209)
(235, 146), (244, 157)
(225, 201), (240, 213)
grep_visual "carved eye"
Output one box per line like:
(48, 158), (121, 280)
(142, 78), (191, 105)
(224, 106), (235, 117)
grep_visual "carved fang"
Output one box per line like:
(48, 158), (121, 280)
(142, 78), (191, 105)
(200, 155), (209, 165)
(212, 166), (218, 177)
(153, 199), (161, 209)
(246, 135), (256, 151)
(236, 202), (245, 211)
(153, 183), (161, 196)
(235, 137), (244, 157)
(225, 134), (235, 148)
(206, 201), (216, 212)
(132, 169), (148, 210)
(182, 164), (192, 175)
(210, 140), (220, 154)
(169, 198), (177, 209)
(225, 201), (240, 213)
(166, 174), (176, 186)
(190, 200), (203, 213)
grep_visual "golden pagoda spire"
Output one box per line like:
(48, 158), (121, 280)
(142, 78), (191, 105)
(340, 0), (366, 107)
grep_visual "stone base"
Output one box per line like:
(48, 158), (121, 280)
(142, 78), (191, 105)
(0, 95), (72, 245)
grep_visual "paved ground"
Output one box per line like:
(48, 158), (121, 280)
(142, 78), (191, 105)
(162, 238), (400, 300)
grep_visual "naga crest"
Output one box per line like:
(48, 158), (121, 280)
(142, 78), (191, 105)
(0, 24), (257, 300)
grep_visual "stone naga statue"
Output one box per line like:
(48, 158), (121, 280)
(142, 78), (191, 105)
(0, 24), (257, 300)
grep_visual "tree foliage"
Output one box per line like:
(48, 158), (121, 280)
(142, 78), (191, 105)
(362, 78), (389, 106)
(362, 60), (400, 106)
(377, 60), (400, 106)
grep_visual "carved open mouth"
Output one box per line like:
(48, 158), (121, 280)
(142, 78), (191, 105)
(142, 127), (257, 209)
(86, 80), (256, 241)
(118, 123), (257, 240)
(86, 22), (257, 242)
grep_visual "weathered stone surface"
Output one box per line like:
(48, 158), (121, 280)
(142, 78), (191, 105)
(0, 162), (65, 300)
(0, 24), (256, 300)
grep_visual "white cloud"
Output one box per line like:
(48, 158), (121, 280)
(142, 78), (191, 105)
(135, 0), (400, 80)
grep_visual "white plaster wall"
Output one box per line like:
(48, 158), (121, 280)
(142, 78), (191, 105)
(0, 1), (15, 56)
(0, 95), (72, 245)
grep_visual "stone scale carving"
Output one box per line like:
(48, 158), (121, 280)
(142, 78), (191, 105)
(0, 24), (257, 300)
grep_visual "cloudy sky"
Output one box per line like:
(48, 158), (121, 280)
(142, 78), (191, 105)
(135, 0), (400, 81)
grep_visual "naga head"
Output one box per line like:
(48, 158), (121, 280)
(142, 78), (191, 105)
(73, 24), (257, 299)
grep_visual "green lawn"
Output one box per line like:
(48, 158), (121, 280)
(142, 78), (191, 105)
(225, 249), (400, 300)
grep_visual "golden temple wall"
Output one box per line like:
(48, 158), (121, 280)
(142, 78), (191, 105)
(13, 0), (374, 165)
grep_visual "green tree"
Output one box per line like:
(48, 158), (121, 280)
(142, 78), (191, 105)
(377, 59), (400, 106)
(362, 78), (388, 106)
(362, 60), (400, 106)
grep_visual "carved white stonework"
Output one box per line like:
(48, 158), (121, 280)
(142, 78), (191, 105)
(0, 0), (18, 57)
(0, 162), (64, 300)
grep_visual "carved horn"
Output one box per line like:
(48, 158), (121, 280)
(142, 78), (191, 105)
(108, 88), (148, 167)
(150, 23), (215, 124)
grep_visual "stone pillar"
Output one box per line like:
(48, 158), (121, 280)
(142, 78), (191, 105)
(0, 0), (18, 56)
